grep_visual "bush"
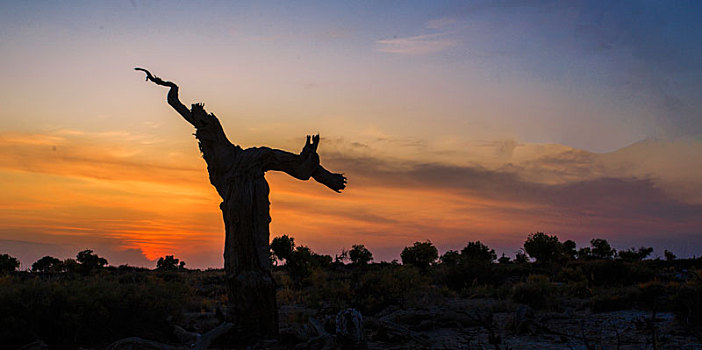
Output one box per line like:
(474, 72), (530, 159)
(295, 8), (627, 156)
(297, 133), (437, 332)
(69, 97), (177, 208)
(286, 246), (332, 284)
(349, 244), (373, 265)
(511, 275), (553, 309)
(156, 255), (186, 271)
(579, 260), (654, 287)
(618, 247), (653, 262)
(0, 254), (20, 273)
(523, 232), (562, 264)
(590, 238), (616, 260)
(351, 265), (428, 314)
(461, 241), (496, 264)
(590, 287), (641, 313)
(401, 240), (438, 270)
(76, 249), (107, 273)
(271, 235), (295, 262)
(0, 272), (191, 348)
(32, 256), (63, 273)
(440, 250), (461, 266)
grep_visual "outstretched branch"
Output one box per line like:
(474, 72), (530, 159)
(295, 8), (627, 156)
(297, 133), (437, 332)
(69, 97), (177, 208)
(135, 67), (197, 126)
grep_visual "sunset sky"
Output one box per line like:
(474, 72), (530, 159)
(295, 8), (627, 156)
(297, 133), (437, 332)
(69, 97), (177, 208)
(1, 1), (701, 269)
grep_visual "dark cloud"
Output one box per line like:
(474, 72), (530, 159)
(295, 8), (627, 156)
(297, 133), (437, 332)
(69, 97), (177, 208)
(273, 199), (398, 225)
(324, 152), (702, 237)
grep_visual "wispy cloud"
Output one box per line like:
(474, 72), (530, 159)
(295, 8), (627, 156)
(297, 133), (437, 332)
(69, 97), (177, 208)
(376, 32), (458, 55)
(2, 131), (701, 266)
(425, 17), (456, 29)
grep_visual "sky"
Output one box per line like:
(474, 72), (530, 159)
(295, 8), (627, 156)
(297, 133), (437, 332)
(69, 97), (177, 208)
(1, 0), (701, 269)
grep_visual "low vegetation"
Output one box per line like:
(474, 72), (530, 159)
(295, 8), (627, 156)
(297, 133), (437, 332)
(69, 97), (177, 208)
(1, 233), (702, 348)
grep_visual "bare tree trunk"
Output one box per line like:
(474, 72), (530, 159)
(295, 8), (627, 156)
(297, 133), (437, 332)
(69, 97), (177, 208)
(136, 68), (346, 341)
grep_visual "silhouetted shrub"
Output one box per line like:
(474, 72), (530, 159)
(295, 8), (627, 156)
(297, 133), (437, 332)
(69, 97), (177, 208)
(32, 256), (63, 273)
(349, 244), (373, 265)
(461, 241), (496, 264)
(498, 253), (511, 264)
(76, 249), (107, 273)
(351, 265), (428, 314)
(664, 249), (677, 261)
(62, 258), (79, 273)
(590, 287), (642, 312)
(286, 246), (332, 284)
(0, 272), (190, 348)
(440, 250), (461, 266)
(439, 260), (496, 291)
(672, 271), (702, 326)
(511, 275), (552, 309)
(271, 234), (295, 263)
(514, 249), (529, 264)
(590, 238), (616, 260)
(156, 255), (185, 271)
(523, 232), (562, 264)
(618, 247), (653, 262)
(0, 254), (20, 273)
(562, 240), (577, 260)
(579, 260), (654, 287)
(401, 240), (438, 270)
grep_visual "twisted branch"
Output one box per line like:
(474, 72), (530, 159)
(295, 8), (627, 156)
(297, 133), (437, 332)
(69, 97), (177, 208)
(135, 67), (196, 126)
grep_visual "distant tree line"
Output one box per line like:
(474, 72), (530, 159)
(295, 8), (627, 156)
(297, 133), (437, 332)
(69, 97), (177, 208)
(0, 249), (187, 274)
(0, 232), (682, 275)
(269, 231), (678, 271)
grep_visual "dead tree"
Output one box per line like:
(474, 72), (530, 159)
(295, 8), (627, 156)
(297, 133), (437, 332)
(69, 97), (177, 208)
(136, 68), (346, 339)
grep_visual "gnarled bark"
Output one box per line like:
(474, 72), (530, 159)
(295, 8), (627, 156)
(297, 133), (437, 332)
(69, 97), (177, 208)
(136, 68), (346, 339)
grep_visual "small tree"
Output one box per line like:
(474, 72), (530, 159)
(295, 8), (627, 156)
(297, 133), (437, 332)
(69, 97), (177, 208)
(0, 253), (20, 273)
(461, 241), (496, 264)
(440, 250), (461, 266)
(32, 256), (63, 273)
(349, 244), (373, 265)
(590, 238), (616, 260)
(156, 255), (185, 270)
(334, 248), (348, 264)
(664, 249), (676, 261)
(401, 240), (438, 269)
(498, 253), (511, 264)
(577, 247), (592, 260)
(562, 240), (577, 260)
(285, 246), (331, 282)
(514, 249), (529, 264)
(270, 235), (295, 263)
(618, 247), (653, 262)
(76, 249), (108, 272)
(62, 258), (79, 273)
(523, 232), (562, 264)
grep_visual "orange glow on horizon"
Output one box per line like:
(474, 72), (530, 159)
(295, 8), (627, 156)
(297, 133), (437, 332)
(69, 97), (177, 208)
(1, 130), (700, 267)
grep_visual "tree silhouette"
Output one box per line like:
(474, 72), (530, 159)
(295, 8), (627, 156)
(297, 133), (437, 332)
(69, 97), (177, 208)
(618, 247), (653, 262)
(664, 249), (677, 261)
(32, 256), (62, 273)
(440, 250), (461, 266)
(137, 68), (346, 338)
(498, 253), (511, 264)
(0, 254), (20, 273)
(562, 240), (577, 260)
(156, 255), (185, 270)
(523, 232), (562, 264)
(270, 234), (295, 263)
(590, 238), (616, 260)
(349, 244), (373, 265)
(461, 241), (496, 264)
(76, 249), (107, 272)
(401, 240), (438, 269)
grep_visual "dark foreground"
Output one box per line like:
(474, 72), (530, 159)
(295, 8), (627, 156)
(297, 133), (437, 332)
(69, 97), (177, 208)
(3, 258), (702, 349)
